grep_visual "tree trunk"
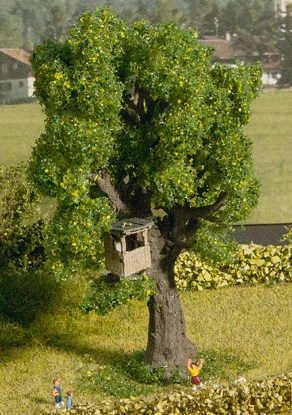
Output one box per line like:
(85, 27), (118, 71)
(144, 227), (198, 379)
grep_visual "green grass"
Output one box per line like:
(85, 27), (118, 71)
(1, 278), (292, 414)
(0, 102), (44, 166)
(244, 90), (292, 224)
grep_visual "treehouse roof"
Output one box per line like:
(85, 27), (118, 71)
(110, 218), (154, 235)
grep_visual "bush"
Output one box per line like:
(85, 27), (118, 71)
(0, 163), (47, 271)
(0, 219), (47, 271)
(0, 268), (58, 326)
(116, 350), (168, 385)
(80, 274), (156, 315)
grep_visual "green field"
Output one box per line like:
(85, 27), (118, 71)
(244, 90), (292, 224)
(0, 102), (44, 166)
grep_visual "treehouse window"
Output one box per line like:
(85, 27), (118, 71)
(112, 234), (122, 252)
(126, 232), (144, 251)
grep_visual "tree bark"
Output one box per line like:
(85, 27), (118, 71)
(144, 226), (198, 379)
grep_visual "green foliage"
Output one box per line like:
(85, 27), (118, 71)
(0, 163), (46, 271)
(193, 221), (238, 264)
(0, 164), (57, 326)
(82, 349), (184, 398)
(81, 274), (156, 315)
(0, 268), (57, 326)
(29, 9), (127, 275)
(29, 8), (262, 278)
(117, 350), (168, 385)
(82, 364), (159, 398)
(198, 349), (256, 382)
(174, 243), (292, 291)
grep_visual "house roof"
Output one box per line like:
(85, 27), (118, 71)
(199, 36), (279, 71)
(0, 49), (31, 66)
(199, 36), (239, 60)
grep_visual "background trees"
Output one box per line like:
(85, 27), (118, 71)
(0, 7), (22, 48)
(220, 0), (277, 64)
(29, 8), (262, 376)
(0, 0), (275, 48)
(277, 3), (292, 86)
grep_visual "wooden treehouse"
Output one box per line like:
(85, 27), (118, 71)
(104, 218), (154, 278)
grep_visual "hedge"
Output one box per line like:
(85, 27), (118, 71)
(42, 371), (292, 414)
(174, 243), (292, 291)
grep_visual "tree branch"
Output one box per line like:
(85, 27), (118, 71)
(121, 83), (169, 126)
(192, 192), (227, 221)
(95, 170), (130, 214)
(157, 192), (227, 254)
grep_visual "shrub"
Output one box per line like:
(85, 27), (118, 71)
(0, 268), (58, 326)
(116, 350), (168, 385)
(0, 163), (47, 271)
(80, 274), (156, 315)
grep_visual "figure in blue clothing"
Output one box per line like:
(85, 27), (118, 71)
(66, 391), (73, 411)
(52, 379), (65, 409)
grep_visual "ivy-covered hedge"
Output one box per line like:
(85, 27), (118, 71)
(174, 243), (292, 291)
(42, 371), (292, 414)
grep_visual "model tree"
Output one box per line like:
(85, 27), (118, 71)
(29, 8), (262, 378)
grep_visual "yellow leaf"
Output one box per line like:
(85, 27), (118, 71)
(271, 256), (281, 264)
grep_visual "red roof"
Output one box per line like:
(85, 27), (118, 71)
(0, 49), (31, 66)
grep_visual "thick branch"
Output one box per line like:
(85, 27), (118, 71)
(96, 170), (129, 214)
(192, 191), (227, 221)
(121, 84), (169, 126)
(157, 192), (227, 253)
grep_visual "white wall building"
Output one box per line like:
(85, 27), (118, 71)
(0, 49), (35, 104)
(275, 0), (292, 14)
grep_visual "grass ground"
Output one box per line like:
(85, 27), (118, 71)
(1, 276), (292, 415)
(244, 90), (292, 224)
(0, 102), (44, 166)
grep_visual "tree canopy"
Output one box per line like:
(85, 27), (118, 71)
(29, 8), (262, 376)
